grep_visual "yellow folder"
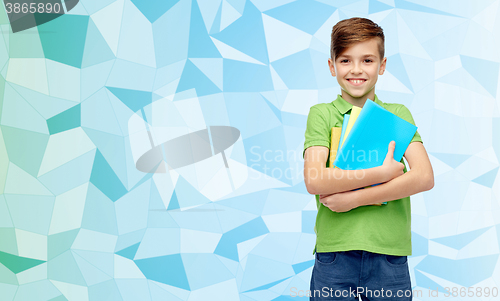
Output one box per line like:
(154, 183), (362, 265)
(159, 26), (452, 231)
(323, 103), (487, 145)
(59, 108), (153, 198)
(341, 106), (362, 147)
(329, 127), (342, 168)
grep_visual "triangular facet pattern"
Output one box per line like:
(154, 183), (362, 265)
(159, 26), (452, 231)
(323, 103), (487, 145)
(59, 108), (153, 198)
(0, 1), (498, 298)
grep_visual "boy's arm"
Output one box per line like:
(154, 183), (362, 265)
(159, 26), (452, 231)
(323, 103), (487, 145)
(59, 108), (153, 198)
(320, 142), (434, 211)
(303, 142), (403, 195)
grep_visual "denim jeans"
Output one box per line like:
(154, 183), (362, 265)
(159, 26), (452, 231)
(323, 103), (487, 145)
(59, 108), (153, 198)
(310, 250), (412, 300)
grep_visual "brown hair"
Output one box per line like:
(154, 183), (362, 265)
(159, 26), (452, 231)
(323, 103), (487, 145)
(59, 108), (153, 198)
(330, 17), (385, 60)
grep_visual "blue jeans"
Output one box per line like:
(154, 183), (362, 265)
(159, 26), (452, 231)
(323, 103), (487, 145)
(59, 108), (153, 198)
(310, 250), (412, 300)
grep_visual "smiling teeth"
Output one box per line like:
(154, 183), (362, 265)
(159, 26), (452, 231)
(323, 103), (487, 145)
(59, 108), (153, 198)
(350, 80), (364, 84)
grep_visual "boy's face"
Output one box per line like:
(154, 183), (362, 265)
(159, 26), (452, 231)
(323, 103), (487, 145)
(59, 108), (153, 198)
(328, 38), (387, 104)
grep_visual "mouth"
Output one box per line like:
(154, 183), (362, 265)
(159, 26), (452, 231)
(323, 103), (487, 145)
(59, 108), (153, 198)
(347, 79), (367, 85)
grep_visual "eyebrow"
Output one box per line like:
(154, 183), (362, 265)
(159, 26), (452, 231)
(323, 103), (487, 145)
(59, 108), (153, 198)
(338, 54), (377, 58)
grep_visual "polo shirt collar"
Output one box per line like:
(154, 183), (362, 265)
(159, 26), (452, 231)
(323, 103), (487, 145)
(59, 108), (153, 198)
(331, 94), (383, 114)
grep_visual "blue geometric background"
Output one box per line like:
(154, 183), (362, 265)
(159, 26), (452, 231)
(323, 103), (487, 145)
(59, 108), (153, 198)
(0, 0), (499, 300)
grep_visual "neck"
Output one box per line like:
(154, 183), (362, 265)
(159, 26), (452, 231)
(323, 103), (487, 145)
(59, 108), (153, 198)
(348, 97), (368, 108)
(341, 91), (374, 108)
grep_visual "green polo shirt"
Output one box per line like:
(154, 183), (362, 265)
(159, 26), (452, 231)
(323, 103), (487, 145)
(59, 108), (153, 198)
(303, 94), (422, 256)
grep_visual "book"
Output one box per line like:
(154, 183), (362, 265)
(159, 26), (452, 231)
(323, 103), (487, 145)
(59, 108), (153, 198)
(329, 109), (384, 205)
(338, 105), (385, 205)
(333, 99), (417, 172)
(328, 110), (351, 167)
(338, 114), (349, 153)
(341, 106), (362, 147)
(331, 100), (418, 205)
(329, 127), (342, 168)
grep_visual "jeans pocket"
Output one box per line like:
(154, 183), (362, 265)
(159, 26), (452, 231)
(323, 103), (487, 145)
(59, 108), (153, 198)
(316, 252), (338, 265)
(384, 254), (408, 266)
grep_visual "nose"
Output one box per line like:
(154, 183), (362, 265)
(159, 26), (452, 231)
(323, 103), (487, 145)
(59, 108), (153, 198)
(351, 62), (362, 74)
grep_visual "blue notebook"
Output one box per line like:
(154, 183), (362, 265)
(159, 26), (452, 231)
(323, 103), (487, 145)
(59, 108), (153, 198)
(333, 100), (417, 172)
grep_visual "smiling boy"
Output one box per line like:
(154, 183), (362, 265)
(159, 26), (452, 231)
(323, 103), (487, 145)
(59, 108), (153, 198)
(303, 18), (434, 300)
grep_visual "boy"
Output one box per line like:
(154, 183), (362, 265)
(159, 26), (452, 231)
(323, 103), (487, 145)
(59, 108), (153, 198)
(303, 18), (434, 300)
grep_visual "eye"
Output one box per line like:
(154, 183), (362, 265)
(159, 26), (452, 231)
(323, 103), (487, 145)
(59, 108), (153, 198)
(340, 59), (349, 63)
(364, 59), (373, 63)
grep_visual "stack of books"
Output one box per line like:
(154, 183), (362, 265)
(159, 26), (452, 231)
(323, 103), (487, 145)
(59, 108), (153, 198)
(329, 99), (418, 205)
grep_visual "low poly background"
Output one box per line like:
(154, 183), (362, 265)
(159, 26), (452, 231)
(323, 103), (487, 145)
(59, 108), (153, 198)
(0, 0), (499, 300)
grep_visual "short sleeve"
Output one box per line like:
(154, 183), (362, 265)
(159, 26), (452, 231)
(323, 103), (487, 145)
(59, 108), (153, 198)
(397, 105), (423, 144)
(303, 106), (330, 158)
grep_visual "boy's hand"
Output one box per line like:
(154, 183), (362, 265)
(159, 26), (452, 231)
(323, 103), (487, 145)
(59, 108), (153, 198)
(319, 191), (358, 212)
(382, 141), (404, 182)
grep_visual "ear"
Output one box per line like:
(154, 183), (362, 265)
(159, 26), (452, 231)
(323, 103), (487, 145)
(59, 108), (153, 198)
(379, 57), (387, 75)
(328, 58), (336, 77)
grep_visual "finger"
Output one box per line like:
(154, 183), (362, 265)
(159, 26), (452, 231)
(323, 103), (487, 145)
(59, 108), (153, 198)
(387, 141), (395, 158)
